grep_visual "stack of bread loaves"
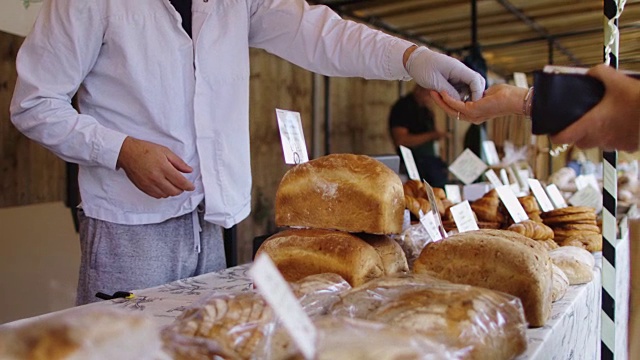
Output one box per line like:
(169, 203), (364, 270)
(257, 154), (409, 287)
(541, 206), (602, 252)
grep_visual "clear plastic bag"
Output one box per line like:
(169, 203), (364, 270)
(394, 223), (434, 268)
(261, 316), (464, 360)
(329, 274), (528, 360)
(161, 273), (351, 359)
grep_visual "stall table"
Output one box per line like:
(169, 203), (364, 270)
(2, 256), (604, 359)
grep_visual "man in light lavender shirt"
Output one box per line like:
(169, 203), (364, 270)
(11, 0), (485, 305)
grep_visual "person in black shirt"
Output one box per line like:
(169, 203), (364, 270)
(389, 85), (449, 187)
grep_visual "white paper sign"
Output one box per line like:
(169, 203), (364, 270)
(546, 184), (568, 208)
(482, 141), (500, 166)
(569, 186), (603, 213)
(449, 200), (479, 232)
(444, 184), (462, 204)
(484, 169), (503, 188)
(500, 169), (510, 187)
(528, 179), (555, 212)
(399, 146), (421, 181)
(249, 255), (317, 359)
(496, 185), (529, 223)
(575, 174), (600, 193)
(420, 212), (443, 241)
(517, 169), (531, 193)
(448, 149), (488, 185)
(513, 72), (529, 89)
(276, 109), (309, 165)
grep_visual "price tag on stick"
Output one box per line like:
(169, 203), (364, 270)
(527, 179), (555, 212)
(444, 184), (462, 204)
(448, 149), (488, 185)
(399, 146), (421, 181)
(249, 255), (317, 360)
(420, 212), (443, 241)
(484, 169), (503, 188)
(449, 200), (479, 232)
(422, 180), (447, 239)
(276, 109), (309, 165)
(495, 185), (529, 223)
(546, 184), (568, 208)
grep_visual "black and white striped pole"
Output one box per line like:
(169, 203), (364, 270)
(602, 1), (625, 359)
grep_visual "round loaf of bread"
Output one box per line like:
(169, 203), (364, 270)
(275, 154), (404, 234)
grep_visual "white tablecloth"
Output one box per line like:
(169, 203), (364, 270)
(2, 255), (604, 359)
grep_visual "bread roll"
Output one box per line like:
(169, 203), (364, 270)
(255, 229), (385, 287)
(518, 195), (540, 214)
(413, 229), (553, 327)
(549, 247), (595, 285)
(507, 220), (554, 240)
(275, 154), (404, 234)
(358, 234), (409, 275)
(551, 264), (569, 302)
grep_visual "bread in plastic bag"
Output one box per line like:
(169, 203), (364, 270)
(261, 316), (464, 360)
(0, 307), (164, 360)
(394, 223), (434, 268)
(162, 273), (351, 359)
(329, 274), (528, 360)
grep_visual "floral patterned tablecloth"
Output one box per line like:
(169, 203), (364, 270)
(2, 255), (606, 359)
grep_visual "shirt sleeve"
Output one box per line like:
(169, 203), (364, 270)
(248, 0), (414, 81)
(10, 0), (127, 170)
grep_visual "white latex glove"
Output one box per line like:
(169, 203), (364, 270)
(406, 46), (486, 101)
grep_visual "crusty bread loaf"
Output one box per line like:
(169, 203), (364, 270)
(358, 234), (409, 275)
(255, 229), (385, 287)
(413, 229), (553, 327)
(275, 154), (404, 234)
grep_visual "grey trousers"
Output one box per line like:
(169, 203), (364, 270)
(76, 205), (226, 305)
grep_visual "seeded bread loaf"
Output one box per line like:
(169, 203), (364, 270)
(413, 229), (553, 327)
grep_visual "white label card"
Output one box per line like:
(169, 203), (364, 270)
(420, 211), (443, 241)
(249, 255), (317, 359)
(517, 169), (531, 193)
(276, 109), (309, 165)
(444, 184), (462, 204)
(484, 169), (503, 188)
(528, 179), (555, 212)
(513, 72), (529, 89)
(449, 200), (479, 232)
(399, 146), (421, 181)
(500, 169), (510, 187)
(496, 185), (529, 223)
(546, 184), (568, 208)
(482, 141), (500, 166)
(569, 186), (603, 213)
(575, 174), (600, 193)
(448, 149), (488, 185)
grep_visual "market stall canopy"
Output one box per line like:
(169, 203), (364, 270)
(310, 0), (640, 77)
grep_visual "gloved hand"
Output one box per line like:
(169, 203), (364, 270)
(406, 46), (486, 101)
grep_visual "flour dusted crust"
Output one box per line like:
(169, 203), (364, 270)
(413, 229), (553, 327)
(255, 229), (385, 287)
(549, 247), (595, 285)
(551, 264), (569, 302)
(275, 154), (404, 234)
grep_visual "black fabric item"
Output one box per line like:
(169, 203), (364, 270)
(169, 0), (193, 38)
(388, 93), (437, 158)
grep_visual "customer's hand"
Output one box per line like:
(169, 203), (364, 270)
(551, 64), (640, 151)
(116, 137), (195, 198)
(405, 47), (486, 101)
(430, 84), (527, 124)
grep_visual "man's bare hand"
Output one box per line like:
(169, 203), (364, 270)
(116, 137), (195, 198)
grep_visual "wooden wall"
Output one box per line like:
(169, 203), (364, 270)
(0, 31), (66, 208)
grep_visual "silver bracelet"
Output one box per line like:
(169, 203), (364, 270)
(523, 86), (534, 117)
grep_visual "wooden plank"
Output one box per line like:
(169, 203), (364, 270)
(0, 31), (65, 208)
